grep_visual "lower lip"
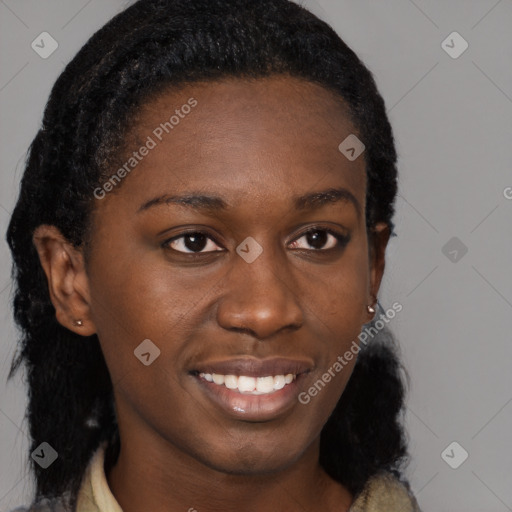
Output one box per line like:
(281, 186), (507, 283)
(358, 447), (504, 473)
(194, 374), (306, 421)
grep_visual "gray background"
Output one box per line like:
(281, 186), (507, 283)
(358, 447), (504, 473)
(1, 1), (511, 511)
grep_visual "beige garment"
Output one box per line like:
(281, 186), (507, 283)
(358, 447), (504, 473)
(75, 443), (121, 512)
(347, 471), (422, 512)
(75, 443), (421, 512)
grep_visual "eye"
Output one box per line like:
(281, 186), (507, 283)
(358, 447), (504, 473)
(288, 227), (350, 251)
(162, 227), (350, 256)
(162, 231), (224, 254)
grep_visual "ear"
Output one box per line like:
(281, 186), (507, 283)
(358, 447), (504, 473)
(367, 222), (392, 315)
(32, 225), (97, 336)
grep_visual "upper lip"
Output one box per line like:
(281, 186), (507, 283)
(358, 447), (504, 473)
(192, 357), (314, 378)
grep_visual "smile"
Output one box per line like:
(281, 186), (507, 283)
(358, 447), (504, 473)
(190, 357), (313, 420)
(199, 373), (296, 394)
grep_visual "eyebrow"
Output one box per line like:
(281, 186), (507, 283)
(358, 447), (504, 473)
(137, 187), (361, 219)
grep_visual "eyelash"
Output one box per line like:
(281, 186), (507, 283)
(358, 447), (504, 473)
(161, 227), (350, 255)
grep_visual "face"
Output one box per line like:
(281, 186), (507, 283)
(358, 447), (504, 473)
(36, 75), (389, 475)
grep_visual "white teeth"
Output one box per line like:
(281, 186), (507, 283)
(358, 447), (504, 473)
(274, 375), (286, 390)
(256, 376), (275, 393)
(212, 373), (224, 385)
(238, 376), (256, 392)
(200, 372), (296, 394)
(224, 375), (238, 390)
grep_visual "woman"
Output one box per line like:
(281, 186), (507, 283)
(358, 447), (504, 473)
(6, 0), (421, 510)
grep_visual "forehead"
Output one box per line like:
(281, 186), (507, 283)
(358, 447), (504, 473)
(135, 75), (358, 148)
(97, 75), (366, 216)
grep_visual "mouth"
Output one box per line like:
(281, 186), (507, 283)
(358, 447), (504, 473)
(198, 372), (297, 395)
(190, 357), (313, 421)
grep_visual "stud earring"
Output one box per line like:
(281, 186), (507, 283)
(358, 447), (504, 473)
(74, 319), (84, 327)
(367, 304), (375, 315)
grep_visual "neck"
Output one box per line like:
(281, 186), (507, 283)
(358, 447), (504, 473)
(106, 432), (353, 512)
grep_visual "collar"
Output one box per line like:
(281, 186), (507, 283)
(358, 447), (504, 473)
(76, 442), (122, 512)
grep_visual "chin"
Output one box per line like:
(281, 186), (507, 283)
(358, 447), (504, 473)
(191, 436), (308, 476)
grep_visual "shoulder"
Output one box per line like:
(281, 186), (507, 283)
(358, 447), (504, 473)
(349, 471), (422, 512)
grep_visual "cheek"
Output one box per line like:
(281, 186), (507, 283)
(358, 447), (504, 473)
(87, 255), (213, 392)
(296, 352), (358, 449)
(298, 245), (369, 396)
(88, 254), (190, 336)
(302, 251), (369, 329)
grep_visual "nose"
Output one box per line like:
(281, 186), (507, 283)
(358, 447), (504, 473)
(216, 245), (304, 340)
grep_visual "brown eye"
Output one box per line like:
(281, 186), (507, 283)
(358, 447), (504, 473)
(289, 228), (349, 251)
(163, 231), (223, 254)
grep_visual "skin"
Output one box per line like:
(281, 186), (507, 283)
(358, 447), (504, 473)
(33, 75), (390, 512)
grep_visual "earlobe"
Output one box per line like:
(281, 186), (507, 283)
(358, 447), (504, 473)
(32, 225), (96, 336)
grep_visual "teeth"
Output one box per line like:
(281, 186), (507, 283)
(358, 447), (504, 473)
(256, 376), (275, 393)
(200, 373), (296, 394)
(274, 375), (286, 390)
(212, 373), (224, 385)
(224, 375), (238, 390)
(238, 376), (256, 392)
